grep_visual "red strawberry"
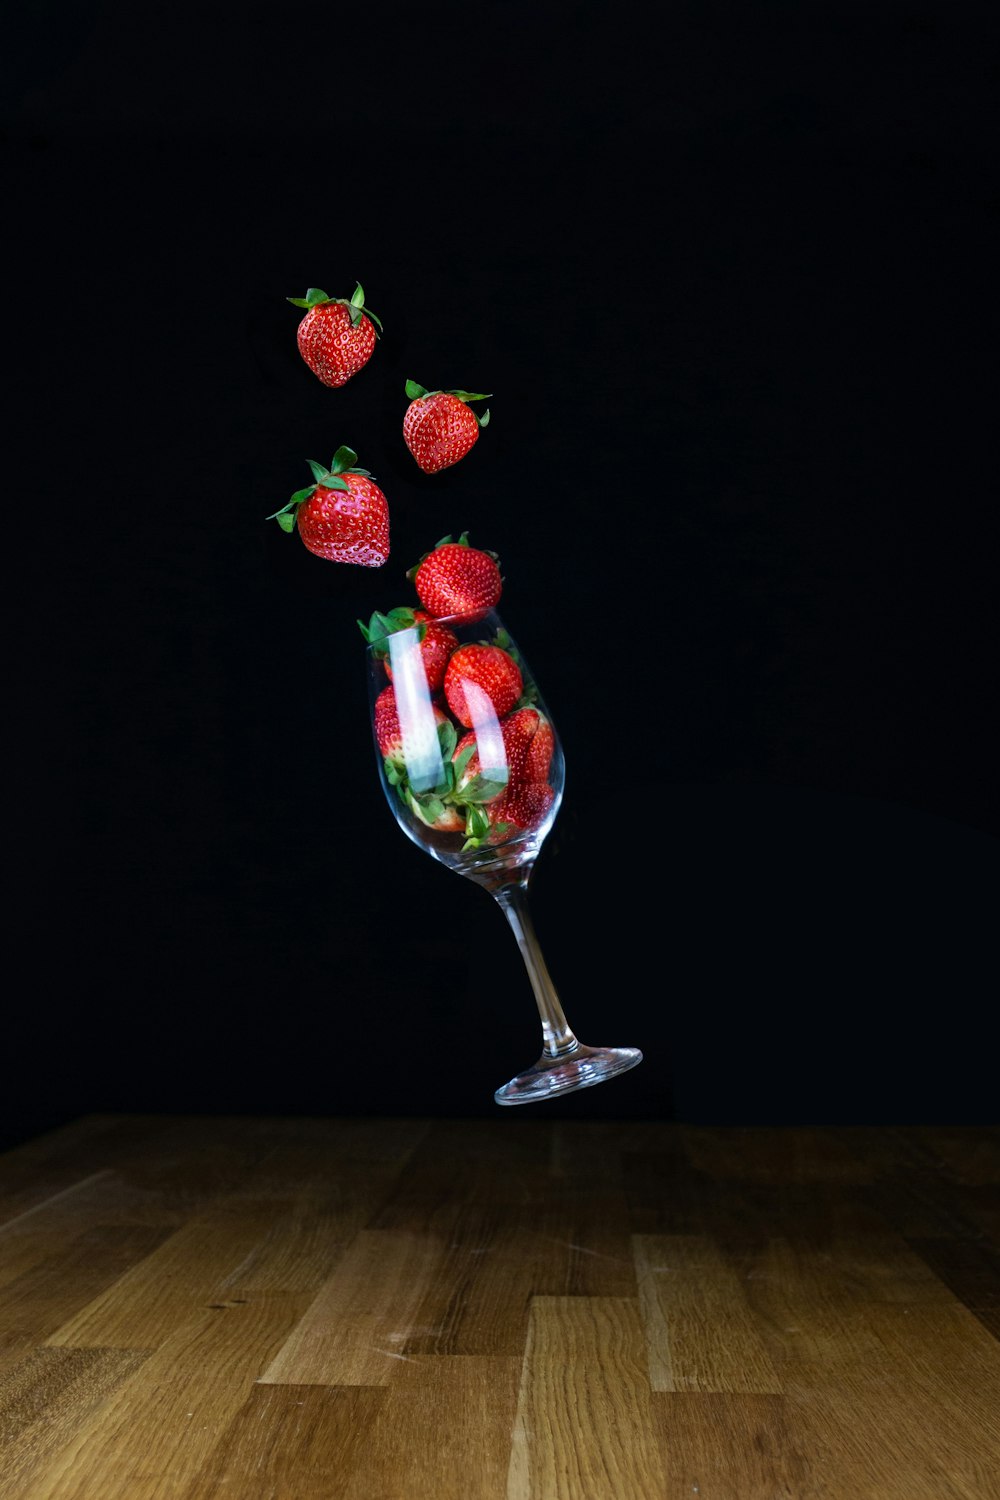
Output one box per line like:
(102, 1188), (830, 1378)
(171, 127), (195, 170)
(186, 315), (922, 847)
(408, 533), (502, 620)
(287, 284), (383, 388)
(444, 644), (522, 728)
(402, 380), (491, 473)
(376, 688), (463, 835)
(452, 708), (550, 794)
(374, 685), (449, 762)
(358, 608), (458, 693)
(268, 448), (389, 567)
(522, 711), (554, 782)
(490, 782), (556, 841)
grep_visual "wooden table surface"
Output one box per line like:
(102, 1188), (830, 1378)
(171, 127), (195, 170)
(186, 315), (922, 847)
(0, 1115), (998, 1499)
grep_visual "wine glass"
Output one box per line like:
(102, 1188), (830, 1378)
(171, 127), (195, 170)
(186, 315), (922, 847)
(366, 608), (642, 1104)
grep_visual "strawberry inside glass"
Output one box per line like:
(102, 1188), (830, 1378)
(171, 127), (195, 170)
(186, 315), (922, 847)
(365, 607), (643, 1105)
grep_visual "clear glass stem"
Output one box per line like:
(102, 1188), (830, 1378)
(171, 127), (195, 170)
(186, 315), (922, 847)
(494, 880), (578, 1058)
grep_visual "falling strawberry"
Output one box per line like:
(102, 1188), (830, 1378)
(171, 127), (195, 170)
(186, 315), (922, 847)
(444, 644), (523, 728)
(287, 284), (383, 388)
(408, 534), (502, 620)
(402, 380), (491, 473)
(268, 448), (389, 567)
(358, 608), (458, 693)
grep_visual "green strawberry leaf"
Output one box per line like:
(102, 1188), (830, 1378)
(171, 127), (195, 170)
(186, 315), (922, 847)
(439, 762), (456, 793)
(467, 805), (491, 840)
(364, 607), (424, 656)
(330, 446), (359, 474)
(265, 483), (316, 520)
(275, 512), (296, 533)
(491, 627), (518, 658)
(453, 743), (476, 782)
(405, 379), (430, 400)
(307, 458), (329, 484)
(365, 308), (384, 333)
(306, 287), (331, 304)
(319, 475), (351, 493)
(410, 793), (446, 825)
(446, 390), (492, 402)
(350, 282), (365, 308)
(460, 773), (508, 803)
(478, 408), (491, 428)
(437, 719), (458, 760)
(286, 298), (312, 309)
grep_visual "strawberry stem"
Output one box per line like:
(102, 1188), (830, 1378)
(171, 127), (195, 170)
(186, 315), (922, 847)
(286, 284), (383, 335)
(267, 452), (371, 530)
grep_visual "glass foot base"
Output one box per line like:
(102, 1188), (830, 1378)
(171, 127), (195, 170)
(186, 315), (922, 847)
(494, 1042), (643, 1106)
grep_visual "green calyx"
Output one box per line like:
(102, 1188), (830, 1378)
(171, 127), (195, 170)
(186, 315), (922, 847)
(286, 282), (384, 335)
(357, 606), (427, 656)
(266, 446), (373, 531)
(405, 380), (491, 426)
(405, 531), (501, 581)
(388, 717), (509, 842)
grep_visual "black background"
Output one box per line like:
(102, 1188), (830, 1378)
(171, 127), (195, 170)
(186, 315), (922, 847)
(5, 1), (998, 1149)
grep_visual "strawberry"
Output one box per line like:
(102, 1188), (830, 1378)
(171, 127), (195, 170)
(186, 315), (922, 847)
(444, 644), (522, 728)
(358, 608), (458, 693)
(452, 708), (550, 794)
(287, 284), (383, 388)
(402, 380), (491, 473)
(408, 533), (503, 620)
(490, 781), (556, 840)
(268, 448), (389, 567)
(522, 711), (554, 782)
(450, 708), (555, 849)
(375, 688), (465, 833)
(374, 685), (450, 761)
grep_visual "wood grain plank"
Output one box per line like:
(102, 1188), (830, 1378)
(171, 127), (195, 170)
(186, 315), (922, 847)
(507, 1297), (665, 1500)
(907, 1236), (1000, 1339)
(0, 1347), (149, 1500)
(370, 1121), (558, 1232)
(0, 1118), (137, 1226)
(1, 1119), (997, 1500)
(191, 1384), (387, 1500)
(216, 1124), (427, 1295)
(398, 1203), (632, 1358)
(683, 1126), (875, 1185)
(259, 1230), (445, 1386)
(654, 1393), (807, 1499)
(339, 1357), (521, 1500)
(912, 1126), (1000, 1185)
(46, 1202), (295, 1350)
(741, 1237), (1000, 1500)
(27, 1293), (312, 1500)
(633, 1235), (782, 1393)
(0, 1222), (172, 1383)
(624, 1148), (888, 1245)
